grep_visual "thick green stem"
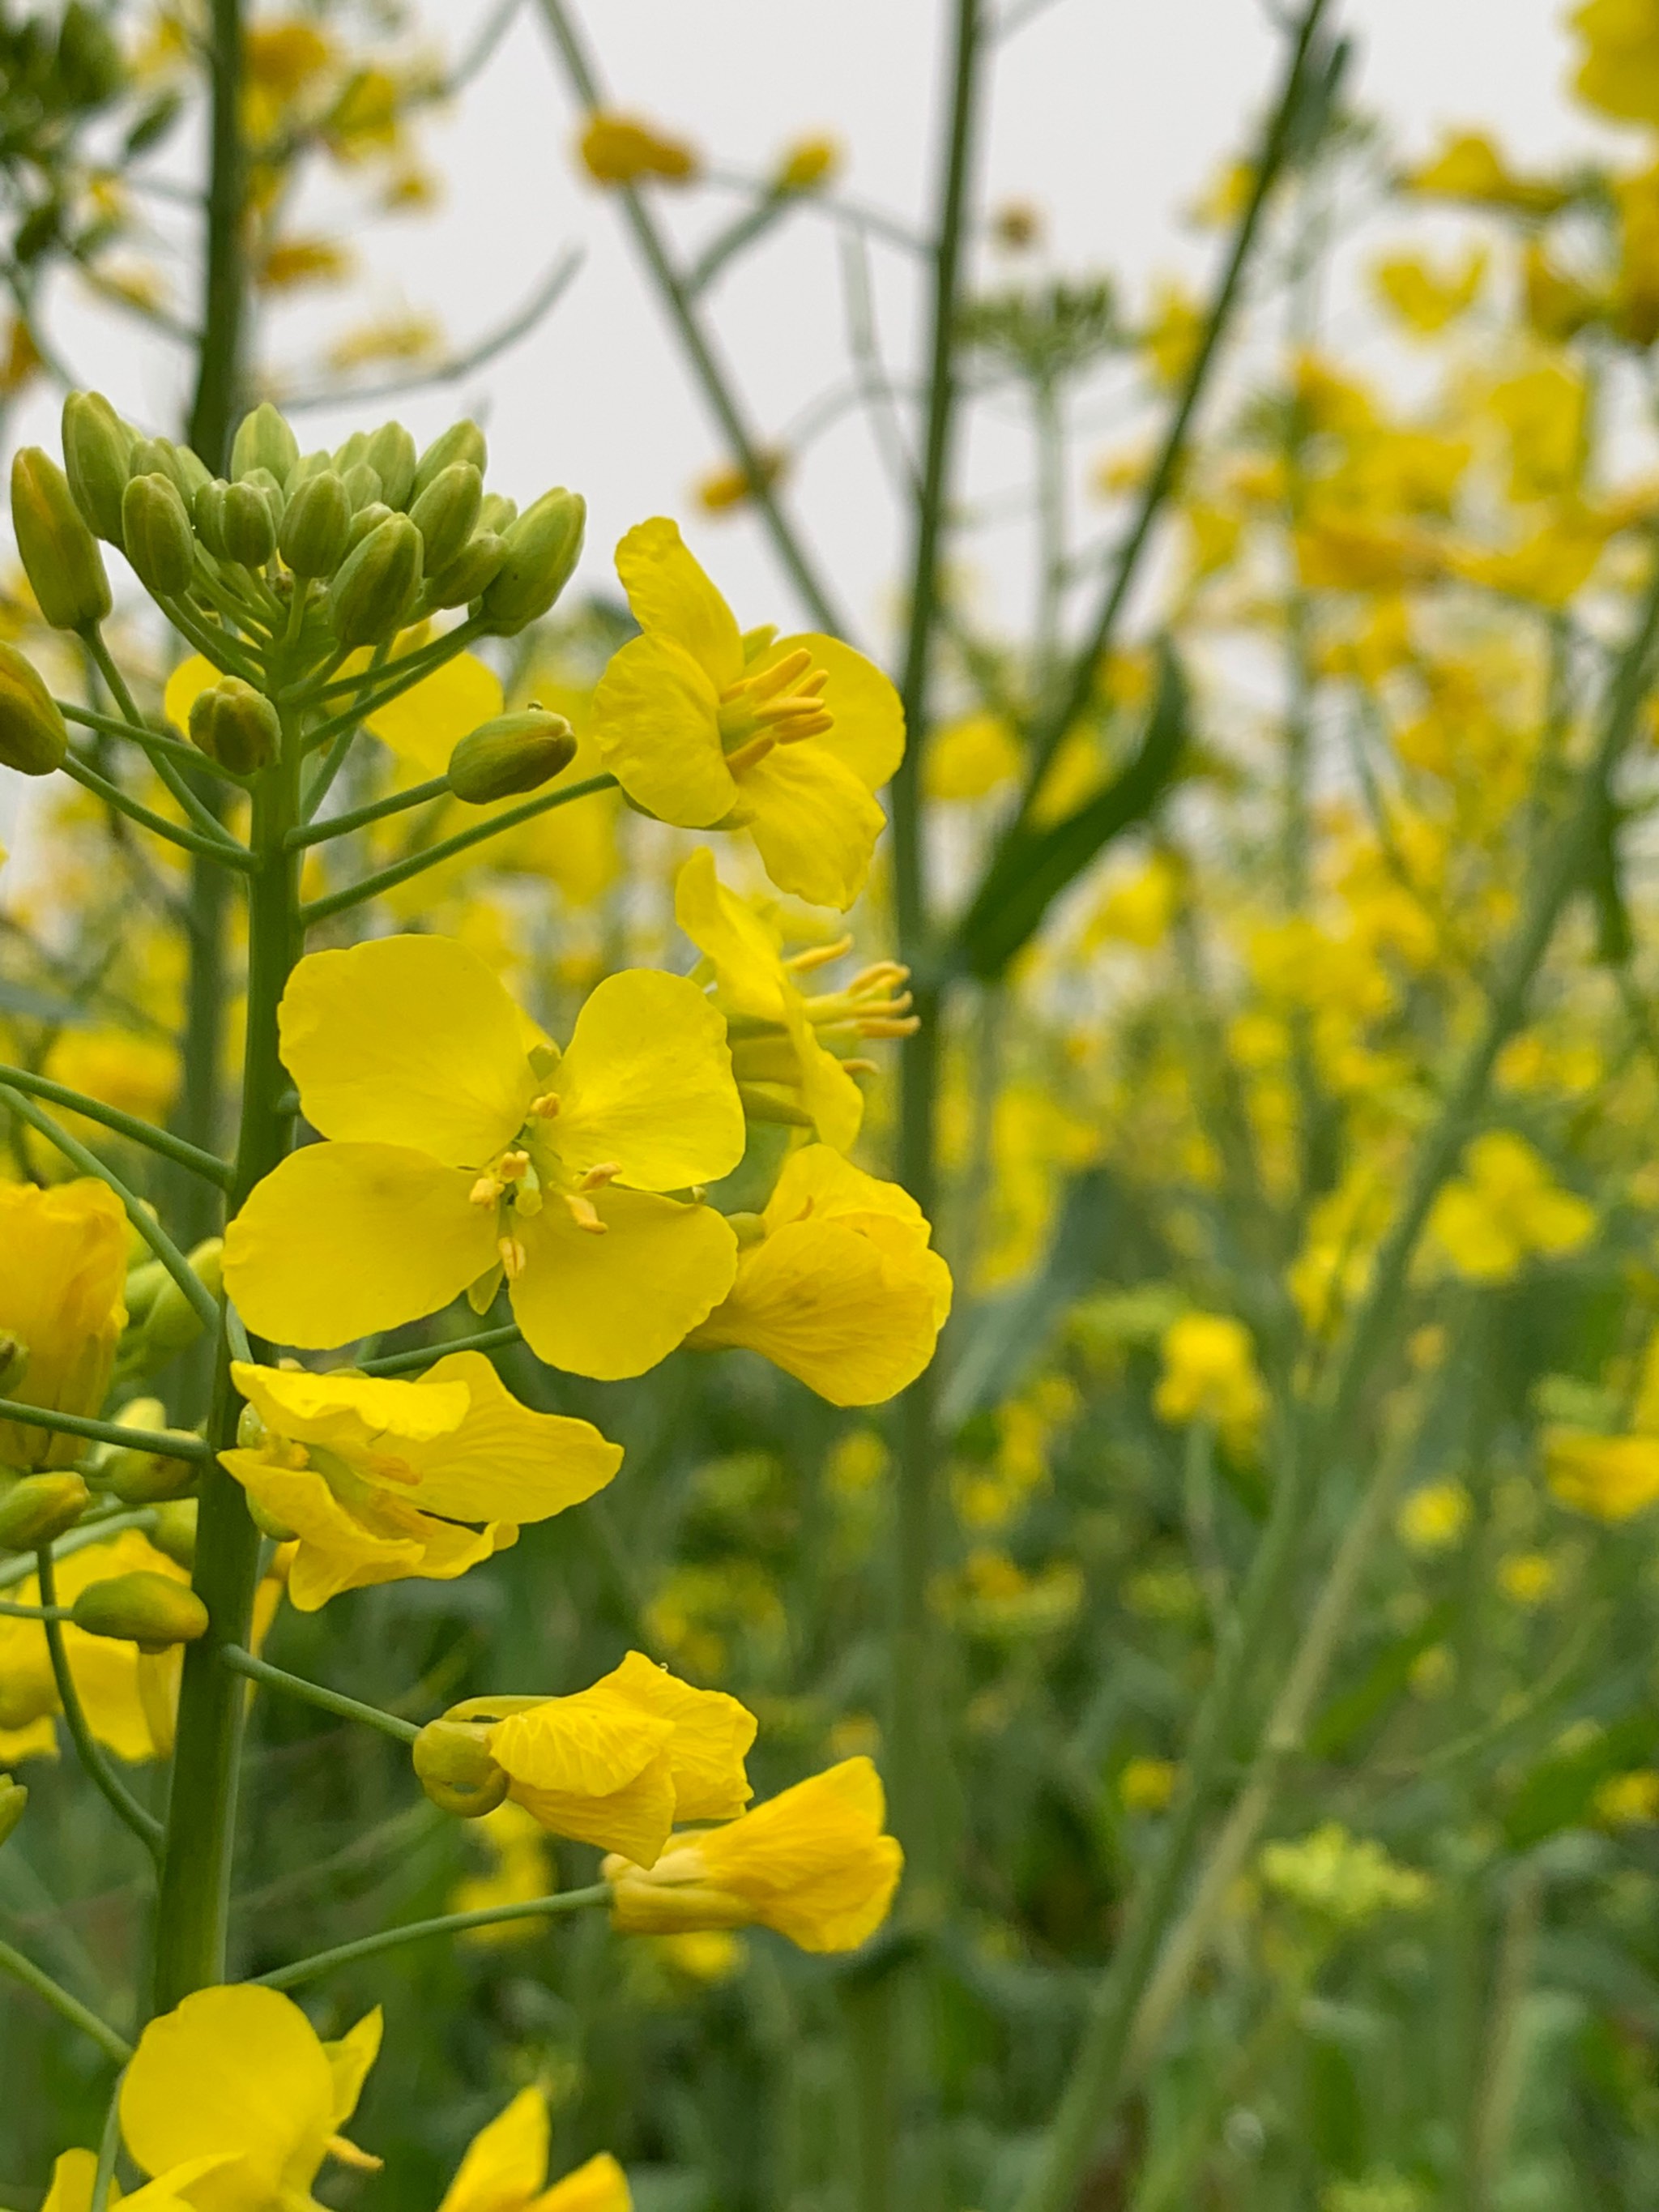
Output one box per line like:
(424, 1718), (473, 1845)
(188, 0), (246, 469)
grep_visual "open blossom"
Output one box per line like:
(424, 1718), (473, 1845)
(220, 1354), (621, 1611)
(223, 934), (745, 1379)
(1426, 1129), (1595, 1283)
(687, 1147), (952, 1406)
(603, 1754), (902, 1954)
(440, 2088), (629, 2212)
(590, 519), (905, 909)
(0, 1178), (126, 1472)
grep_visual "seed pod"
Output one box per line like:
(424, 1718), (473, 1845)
(344, 499), (394, 553)
(424, 530), (507, 611)
(11, 447), (112, 630)
(340, 461), (383, 512)
(449, 707), (576, 802)
(0, 641), (68, 775)
(122, 472), (195, 598)
(122, 1244), (219, 1352)
(279, 468), (352, 579)
(412, 1718), (509, 1817)
(71, 1570), (209, 1653)
(408, 461), (483, 575)
(478, 491), (518, 535)
(362, 421), (416, 509)
(190, 677), (279, 775)
(413, 420), (488, 500)
(327, 512), (423, 647)
(230, 400), (299, 485)
(479, 488), (585, 634)
(0, 1472), (90, 1552)
(220, 478), (278, 568)
(0, 1774), (25, 1848)
(62, 391), (134, 543)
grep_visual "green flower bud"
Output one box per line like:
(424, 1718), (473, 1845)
(344, 500), (394, 553)
(239, 466), (287, 517)
(448, 707), (576, 803)
(122, 472), (196, 599)
(413, 421), (488, 499)
(362, 421), (416, 509)
(408, 461), (483, 576)
(57, 2), (124, 105)
(62, 391), (134, 543)
(0, 1774), (26, 1849)
(0, 1333), (27, 1395)
(279, 468), (352, 579)
(0, 1472), (90, 1552)
(478, 492), (518, 535)
(220, 479), (278, 568)
(189, 677), (279, 776)
(230, 401), (299, 485)
(333, 429), (369, 472)
(412, 1717), (509, 1817)
(327, 513), (423, 647)
(100, 1396), (198, 1504)
(11, 448), (112, 630)
(130, 436), (211, 505)
(286, 451), (331, 492)
(193, 479), (230, 560)
(341, 462), (383, 512)
(71, 1570), (208, 1653)
(423, 531), (507, 612)
(479, 488), (585, 634)
(147, 1498), (198, 1571)
(0, 641), (68, 776)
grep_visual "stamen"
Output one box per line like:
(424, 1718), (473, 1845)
(562, 1189), (608, 1235)
(840, 1057), (879, 1075)
(528, 1093), (561, 1118)
(577, 1160), (624, 1191)
(851, 961), (910, 993)
(497, 1150), (531, 1182)
(857, 1016), (921, 1039)
(498, 1234), (527, 1279)
(326, 2137), (384, 2175)
(723, 731), (778, 777)
(772, 709), (834, 743)
(786, 933), (855, 974)
(469, 1174), (502, 1207)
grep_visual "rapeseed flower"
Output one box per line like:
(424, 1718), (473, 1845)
(590, 519), (905, 909)
(603, 1754), (902, 1953)
(1154, 1313), (1268, 1451)
(1427, 1131), (1595, 1283)
(223, 934), (744, 1378)
(687, 1147), (952, 1405)
(220, 1354), (621, 1611)
(0, 1179), (127, 1472)
(579, 113), (697, 186)
(440, 2089), (629, 2212)
(1545, 1428), (1659, 1522)
(1259, 1824), (1431, 1927)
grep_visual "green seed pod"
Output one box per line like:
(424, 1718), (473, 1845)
(0, 1333), (26, 1395)
(412, 1718), (509, 1817)
(230, 400), (299, 485)
(362, 421), (416, 509)
(279, 468), (352, 579)
(147, 1498), (198, 1571)
(478, 492), (518, 535)
(0, 641), (68, 775)
(62, 391), (134, 542)
(11, 447), (112, 630)
(190, 678), (279, 776)
(340, 462), (383, 512)
(479, 488), (585, 634)
(344, 499), (394, 553)
(286, 450), (331, 492)
(0, 1472), (90, 1552)
(412, 419), (488, 500)
(193, 479), (231, 560)
(122, 472), (196, 599)
(409, 462), (483, 576)
(0, 1774), (26, 1849)
(71, 1570), (209, 1653)
(424, 530), (507, 611)
(327, 513), (423, 647)
(220, 479), (278, 568)
(448, 707), (576, 803)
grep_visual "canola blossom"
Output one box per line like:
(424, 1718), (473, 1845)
(0, 1179), (128, 1471)
(439, 2090), (630, 2212)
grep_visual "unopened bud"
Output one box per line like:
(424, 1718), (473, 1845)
(101, 1398), (198, 1504)
(122, 472), (196, 599)
(0, 642), (68, 775)
(344, 500), (394, 553)
(424, 532), (506, 612)
(190, 678), (279, 776)
(408, 462), (483, 575)
(413, 420), (488, 500)
(449, 708), (576, 802)
(231, 401), (299, 486)
(0, 1472), (90, 1551)
(0, 1774), (25, 1847)
(334, 429), (369, 472)
(341, 462), (383, 513)
(327, 513), (423, 647)
(220, 479), (278, 568)
(0, 1333), (26, 1394)
(361, 421), (416, 510)
(147, 1497), (198, 1571)
(412, 1718), (509, 1817)
(193, 479), (230, 560)
(130, 435), (209, 504)
(285, 451), (331, 493)
(11, 447), (111, 630)
(479, 488), (585, 634)
(478, 492), (518, 535)
(62, 391), (134, 542)
(71, 1570), (208, 1653)
(279, 468), (352, 579)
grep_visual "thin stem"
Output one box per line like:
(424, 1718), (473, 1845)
(300, 621), (478, 712)
(0, 1064), (233, 1186)
(36, 1551), (164, 1858)
(359, 1322), (523, 1376)
(301, 718), (361, 819)
(286, 773), (452, 848)
(0, 1398), (209, 1463)
(0, 1938), (133, 2066)
(218, 1645), (422, 1745)
(92, 2076), (125, 2212)
(255, 1884), (612, 1992)
(0, 1598), (72, 1621)
(83, 629), (249, 845)
(58, 754), (254, 870)
(58, 700), (241, 785)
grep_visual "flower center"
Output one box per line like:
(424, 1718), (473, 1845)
(715, 647), (834, 774)
(467, 1097), (627, 1267)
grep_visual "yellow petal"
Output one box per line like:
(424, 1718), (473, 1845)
(510, 1753), (678, 1866)
(590, 633), (735, 826)
(554, 970), (744, 1190)
(736, 743), (886, 910)
(762, 634), (905, 791)
(218, 1454), (424, 1608)
(614, 516), (743, 685)
(672, 846), (787, 1023)
(232, 1360), (471, 1450)
(162, 655), (220, 738)
(279, 937), (535, 1165)
(488, 1689), (674, 1796)
(322, 2009), (383, 2129)
(367, 651), (503, 778)
(699, 1757), (902, 1953)
(224, 1142), (496, 1349)
(785, 1000), (864, 1155)
(763, 1144), (934, 1253)
(403, 1350), (622, 1522)
(534, 2152), (632, 2212)
(510, 1189), (737, 1381)
(44, 2150), (106, 2212)
(595, 1650), (755, 1821)
(439, 2089), (549, 2212)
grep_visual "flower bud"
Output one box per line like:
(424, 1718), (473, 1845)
(71, 1570), (208, 1653)
(327, 513), (423, 647)
(147, 1498), (198, 1571)
(344, 499), (394, 553)
(478, 492), (518, 535)
(11, 447), (112, 630)
(279, 468), (352, 579)
(122, 472), (196, 599)
(448, 707), (576, 802)
(285, 451), (331, 493)
(230, 401), (299, 486)
(334, 429), (369, 472)
(412, 1717), (510, 1817)
(340, 462), (383, 512)
(122, 1240), (221, 1365)
(130, 435), (209, 504)
(190, 678), (279, 776)
(362, 421), (416, 510)
(193, 479), (231, 560)
(220, 479), (278, 568)
(62, 391), (134, 543)
(0, 641), (69, 775)
(0, 1333), (26, 1394)
(0, 1472), (90, 1551)
(413, 420), (488, 500)
(423, 531), (507, 611)
(408, 462), (483, 576)
(0, 1774), (26, 1848)
(479, 488), (585, 634)
(100, 1396), (198, 1504)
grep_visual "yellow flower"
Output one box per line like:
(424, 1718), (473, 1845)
(1427, 1132), (1595, 1283)
(1259, 1824), (1431, 1927)
(45, 1028), (181, 1132)
(1593, 1769), (1659, 1826)
(774, 136), (840, 194)
(120, 1984), (382, 2212)
(1372, 247), (1486, 336)
(220, 1355), (621, 1612)
(1397, 1482), (1473, 1554)
(1120, 1756), (1178, 1814)
(603, 1755), (902, 1954)
(1153, 1313), (1268, 1450)
(1403, 130), (1567, 215)
(590, 520), (905, 910)
(44, 2150), (220, 2212)
(1572, 0), (1659, 126)
(579, 112), (698, 186)
(1498, 1551), (1557, 1606)
(0, 1179), (127, 1472)
(439, 2089), (629, 2212)
(365, 647), (502, 778)
(223, 935), (745, 1380)
(675, 848), (915, 1151)
(923, 711), (1021, 801)
(1545, 1428), (1659, 1521)
(686, 1147), (952, 1406)
(696, 451), (787, 515)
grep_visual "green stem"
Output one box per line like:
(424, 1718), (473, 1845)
(58, 753), (254, 869)
(358, 1322), (523, 1376)
(187, 0), (246, 471)
(58, 700), (241, 784)
(0, 1598), (72, 1620)
(83, 628), (246, 845)
(255, 1884), (612, 1992)
(0, 1398), (209, 1461)
(36, 1550), (164, 1858)
(0, 1937), (133, 2066)
(286, 772), (452, 848)
(92, 2075), (125, 2212)
(299, 620), (480, 715)
(218, 1645), (422, 1744)
(0, 1065), (232, 1186)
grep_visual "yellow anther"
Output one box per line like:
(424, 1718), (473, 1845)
(772, 707), (834, 743)
(839, 1057), (879, 1075)
(851, 961), (910, 994)
(326, 2136), (384, 2175)
(469, 1174), (502, 1207)
(528, 1093), (561, 1118)
(362, 1452), (420, 1488)
(577, 1160), (624, 1191)
(562, 1189), (608, 1236)
(722, 731), (778, 777)
(785, 933), (855, 974)
(856, 1016), (921, 1040)
(498, 1234), (527, 1279)
(723, 646), (813, 706)
(497, 1150), (531, 1181)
